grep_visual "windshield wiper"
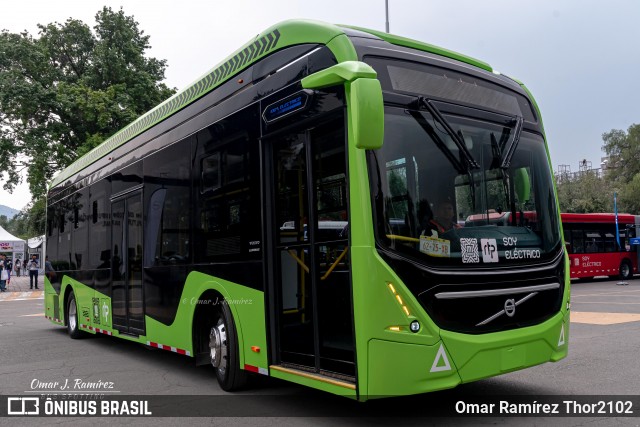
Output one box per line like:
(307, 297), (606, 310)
(418, 97), (480, 170)
(408, 109), (467, 174)
(490, 128), (511, 169)
(500, 116), (523, 169)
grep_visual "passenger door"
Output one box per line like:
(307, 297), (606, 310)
(265, 114), (355, 378)
(111, 192), (145, 335)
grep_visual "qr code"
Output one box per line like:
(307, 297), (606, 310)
(460, 238), (479, 263)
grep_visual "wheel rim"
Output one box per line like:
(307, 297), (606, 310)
(209, 319), (228, 376)
(621, 263), (630, 278)
(69, 299), (77, 331)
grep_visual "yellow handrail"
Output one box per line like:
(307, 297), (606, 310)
(320, 247), (349, 281)
(386, 234), (420, 243)
(287, 249), (310, 273)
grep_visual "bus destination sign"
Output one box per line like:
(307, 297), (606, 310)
(263, 90), (311, 123)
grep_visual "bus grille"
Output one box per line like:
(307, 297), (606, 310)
(417, 278), (563, 334)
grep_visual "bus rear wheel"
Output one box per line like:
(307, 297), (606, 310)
(66, 291), (84, 339)
(209, 301), (247, 391)
(619, 260), (632, 280)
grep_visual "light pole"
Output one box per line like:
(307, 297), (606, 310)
(385, 0), (390, 33)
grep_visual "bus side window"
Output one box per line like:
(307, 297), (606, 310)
(563, 229), (572, 254)
(572, 229), (584, 253)
(585, 231), (602, 253)
(604, 232), (616, 252)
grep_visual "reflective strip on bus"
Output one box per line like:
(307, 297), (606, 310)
(146, 341), (191, 356)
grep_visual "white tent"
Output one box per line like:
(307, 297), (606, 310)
(0, 225), (26, 265)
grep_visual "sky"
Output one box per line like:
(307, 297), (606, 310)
(2, 0), (639, 210)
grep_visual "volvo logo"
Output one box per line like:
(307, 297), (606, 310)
(504, 299), (516, 317)
(476, 292), (539, 326)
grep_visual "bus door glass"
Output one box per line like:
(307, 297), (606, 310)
(266, 113), (355, 378)
(110, 192), (145, 335)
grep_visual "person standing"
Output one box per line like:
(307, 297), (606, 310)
(0, 254), (8, 292)
(5, 257), (11, 285)
(29, 254), (39, 290)
(15, 259), (21, 277)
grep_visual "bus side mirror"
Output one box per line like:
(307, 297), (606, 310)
(514, 167), (531, 203)
(302, 61), (384, 150)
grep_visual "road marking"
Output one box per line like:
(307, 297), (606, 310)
(573, 301), (640, 305)
(20, 313), (44, 317)
(571, 311), (640, 325)
(0, 291), (44, 302)
(572, 289), (640, 298)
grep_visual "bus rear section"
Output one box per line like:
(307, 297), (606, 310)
(562, 213), (639, 280)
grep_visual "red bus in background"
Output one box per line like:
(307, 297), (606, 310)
(464, 211), (639, 280)
(562, 213), (640, 280)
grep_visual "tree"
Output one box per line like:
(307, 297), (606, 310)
(556, 171), (614, 213)
(6, 198), (46, 239)
(0, 7), (175, 200)
(602, 124), (640, 213)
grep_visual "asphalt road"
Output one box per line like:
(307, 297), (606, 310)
(1, 277), (639, 426)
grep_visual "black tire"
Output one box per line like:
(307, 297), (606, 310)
(619, 260), (632, 280)
(66, 291), (84, 339)
(209, 301), (247, 391)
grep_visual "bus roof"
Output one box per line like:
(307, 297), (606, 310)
(49, 19), (493, 190)
(561, 212), (638, 224)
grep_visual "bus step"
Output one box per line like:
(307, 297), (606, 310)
(270, 364), (356, 390)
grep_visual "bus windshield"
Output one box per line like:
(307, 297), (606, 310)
(369, 106), (562, 268)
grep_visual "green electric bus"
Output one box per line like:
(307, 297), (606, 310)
(44, 19), (569, 400)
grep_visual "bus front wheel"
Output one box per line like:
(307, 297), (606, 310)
(619, 260), (632, 280)
(209, 301), (247, 391)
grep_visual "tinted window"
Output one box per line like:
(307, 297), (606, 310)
(112, 162), (143, 196)
(195, 106), (261, 262)
(89, 179), (111, 270)
(144, 140), (191, 266)
(56, 198), (73, 270)
(71, 189), (89, 270)
(46, 203), (58, 262)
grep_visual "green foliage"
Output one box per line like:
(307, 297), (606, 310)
(387, 169), (408, 218)
(5, 198), (46, 239)
(602, 123), (640, 213)
(556, 171), (614, 213)
(0, 6), (176, 200)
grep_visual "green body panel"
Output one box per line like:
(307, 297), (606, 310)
(325, 34), (358, 63)
(301, 61), (377, 88)
(367, 339), (459, 397)
(365, 312), (567, 398)
(440, 313), (567, 383)
(46, 272), (268, 371)
(44, 277), (63, 324)
(341, 25), (493, 72)
(348, 78), (384, 149)
(302, 61), (384, 150)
